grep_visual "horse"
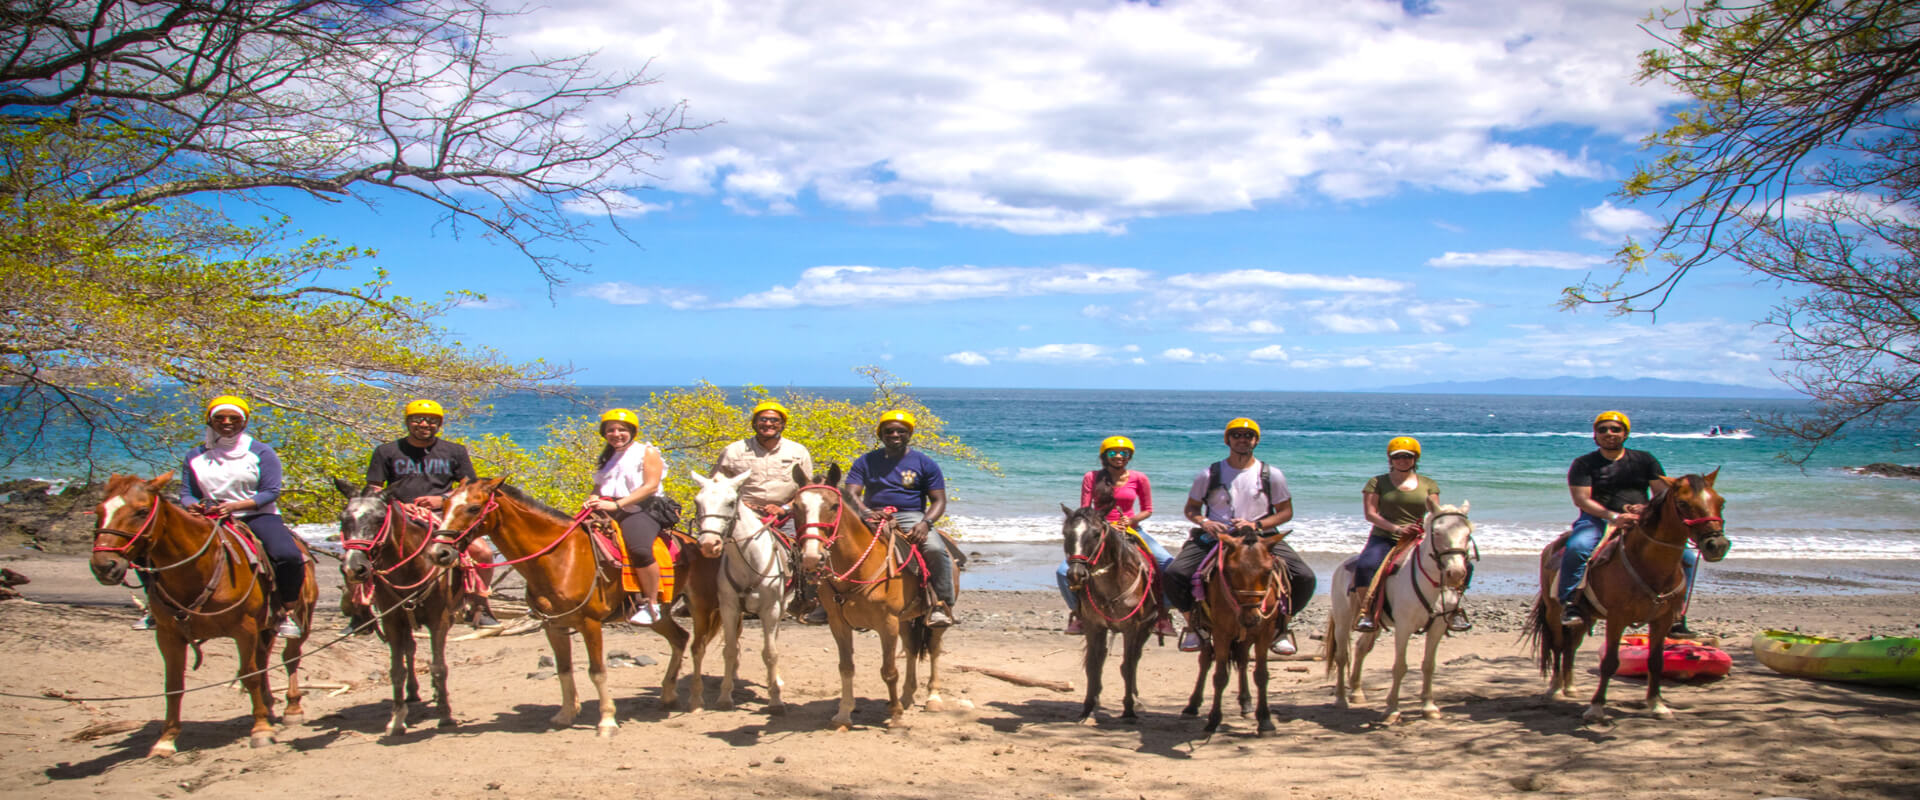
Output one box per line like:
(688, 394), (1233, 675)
(426, 477), (718, 735)
(1060, 502), (1165, 724)
(689, 470), (792, 713)
(1325, 502), (1476, 723)
(791, 463), (947, 730)
(1182, 528), (1291, 736)
(1524, 472), (1730, 723)
(87, 473), (316, 757)
(332, 478), (463, 736)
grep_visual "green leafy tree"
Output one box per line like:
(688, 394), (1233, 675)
(1570, 0), (1920, 456)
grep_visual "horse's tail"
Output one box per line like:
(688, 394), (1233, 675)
(905, 616), (934, 661)
(1322, 609), (1342, 680)
(1520, 594), (1552, 676)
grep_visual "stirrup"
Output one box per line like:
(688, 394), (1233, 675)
(628, 602), (659, 625)
(1355, 616), (1378, 633)
(276, 616), (304, 638)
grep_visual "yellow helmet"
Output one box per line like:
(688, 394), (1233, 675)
(1224, 417), (1261, 441)
(599, 408), (639, 432)
(876, 409), (917, 433)
(404, 399), (445, 419)
(1099, 436), (1135, 455)
(750, 399), (789, 422)
(1593, 410), (1631, 434)
(204, 395), (251, 421)
(1387, 436), (1421, 456)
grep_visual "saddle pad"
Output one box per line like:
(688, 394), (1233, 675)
(602, 531), (675, 603)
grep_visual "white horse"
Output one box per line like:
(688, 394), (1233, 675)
(1326, 502), (1475, 723)
(689, 470), (790, 713)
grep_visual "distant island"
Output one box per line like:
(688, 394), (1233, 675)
(1360, 376), (1803, 399)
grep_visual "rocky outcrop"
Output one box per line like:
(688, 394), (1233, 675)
(1849, 463), (1920, 479)
(0, 479), (106, 553)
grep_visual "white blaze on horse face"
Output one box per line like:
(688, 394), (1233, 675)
(344, 497), (382, 537)
(795, 489), (831, 559)
(100, 495), (127, 526)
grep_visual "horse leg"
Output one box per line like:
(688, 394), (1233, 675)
(1234, 640), (1252, 718)
(1182, 647), (1210, 717)
(924, 626), (948, 712)
(1383, 624), (1413, 725)
(544, 624), (580, 728)
(760, 595), (786, 714)
(1646, 617), (1674, 720)
(150, 630), (188, 757)
(239, 631), (276, 748)
(579, 617), (618, 737)
(1204, 641), (1231, 733)
(429, 605), (455, 729)
(1584, 617), (1626, 724)
(829, 614), (858, 730)
(686, 602), (718, 712)
(1419, 624), (1445, 720)
(1080, 625), (1107, 724)
(1560, 620), (1586, 699)
(880, 619), (904, 724)
(1350, 627), (1380, 707)
(650, 613), (690, 714)
(282, 569), (314, 725)
(386, 618), (415, 736)
(1254, 637), (1275, 736)
(1120, 627), (1148, 722)
(716, 596), (743, 711)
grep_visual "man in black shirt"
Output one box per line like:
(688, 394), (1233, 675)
(1560, 411), (1699, 632)
(361, 399), (500, 628)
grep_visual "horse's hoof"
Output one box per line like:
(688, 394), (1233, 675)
(596, 722), (619, 738)
(1650, 706), (1674, 721)
(714, 699), (735, 711)
(249, 732), (274, 749)
(1351, 693), (1367, 705)
(147, 741), (177, 759)
(1383, 711), (1402, 725)
(1257, 725), (1276, 737)
(924, 696), (946, 713)
(1423, 709), (1443, 721)
(437, 717), (457, 730)
(550, 714), (575, 729)
(1180, 706), (1199, 717)
(832, 723), (851, 733)
(281, 712), (305, 726)
(1582, 706), (1611, 724)
(1077, 715), (1098, 727)
(766, 702), (786, 716)
(385, 723), (407, 737)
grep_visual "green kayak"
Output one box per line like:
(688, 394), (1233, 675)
(1752, 630), (1920, 687)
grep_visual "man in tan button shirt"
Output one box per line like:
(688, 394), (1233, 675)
(710, 399), (814, 517)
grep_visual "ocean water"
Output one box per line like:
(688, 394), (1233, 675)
(14, 387), (1919, 565)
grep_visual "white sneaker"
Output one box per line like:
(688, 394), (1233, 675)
(276, 617), (304, 638)
(132, 614), (155, 631)
(1269, 635), (1296, 656)
(628, 603), (658, 625)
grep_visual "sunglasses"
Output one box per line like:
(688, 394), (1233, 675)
(1103, 449), (1132, 459)
(1227, 431), (1257, 440)
(1595, 426), (1626, 434)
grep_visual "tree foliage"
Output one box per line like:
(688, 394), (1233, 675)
(1571, 0), (1920, 455)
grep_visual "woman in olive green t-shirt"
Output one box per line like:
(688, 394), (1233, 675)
(1352, 436), (1468, 632)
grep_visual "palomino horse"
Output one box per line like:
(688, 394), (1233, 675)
(427, 478), (718, 735)
(333, 479), (462, 736)
(88, 473), (316, 756)
(791, 463), (947, 729)
(1525, 472), (1730, 723)
(1326, 503), (1476, 723)
(690, 470), (792, 713)
(1060, 503), (1165, 724)
(1183, 528), (1290, 736)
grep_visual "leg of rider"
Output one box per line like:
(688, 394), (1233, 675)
(619, 509), (664, 609)
(1270, 539), (1315, 613)
(1675, 546), (1700, 630)
(1161, 536), (1211, 615)
(1353, 534), (1395, 627)
(248, 514), (306, 607)
(466, 537), (498, 621)
(1558, 513), (1607, 605)
(905, 514), (957, 609)
(1055, 560), (1078, 611)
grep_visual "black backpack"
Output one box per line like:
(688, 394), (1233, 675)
(1204, 459), (1275, 513)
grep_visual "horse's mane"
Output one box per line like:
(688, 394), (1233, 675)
(1640, 474), (1705, 531)
(494, 482), (575, 525)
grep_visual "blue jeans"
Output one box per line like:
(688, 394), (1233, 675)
(894, 511), (955, 607)
(1056, 528), (1174, 611)
(1559, 512), (1698, 607)
(1350, 534), (1398, 594)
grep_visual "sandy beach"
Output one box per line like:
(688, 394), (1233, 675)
(2, 548), (1917, 800)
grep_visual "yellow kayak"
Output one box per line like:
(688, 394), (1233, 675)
(1752, 630), (1920, 687)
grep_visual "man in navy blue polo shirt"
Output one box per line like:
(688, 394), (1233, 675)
(845, 410), (956, 627)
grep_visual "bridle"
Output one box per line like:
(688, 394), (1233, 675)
(792, 483), (845, 548)
(1211, 537), (1285, 624)
(792, 483), (894, 585)
(93, 495), (225, 576)
(1065, 511), (1156, 625)
(343, 500), (446, 592)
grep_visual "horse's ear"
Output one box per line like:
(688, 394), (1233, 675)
(1460, 500), (1470, 514)
(689, 470), (711, 487)
(332, 477), (358, 499)
(825, 462), (841, 486)
(1704, 468), (1720, 487)
(1061, 503), (1073, 517)
(792, 464), (810, 485)
(726, 470), (750, 489)
(146, 472), (174, 492)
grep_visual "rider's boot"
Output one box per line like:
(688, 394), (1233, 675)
(276, 603), (304, 638)
(1669, 617), (1694, 638)
(472, 597), (502, 629)
(1446, 608), (1473, 632)
(926, 603), (956, 628)
(628, 563), (662, 624)
(1178, 611), (1207, 652)
(1559, 597), (1590, 627)
(1355, 614), (1378, 633)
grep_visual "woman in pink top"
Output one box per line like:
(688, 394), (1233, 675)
(1058, 436), (1176, 635)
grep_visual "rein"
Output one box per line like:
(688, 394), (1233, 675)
(1209, 541), (1283, 624)
(794, 486), (898, 586)
(345, 503), (449, 594)
(97, 501), (266, 623)
(1071, 519), (1157, 626)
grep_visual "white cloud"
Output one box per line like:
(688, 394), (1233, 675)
(1121, 344), (1141, 353)
(578, 282), (708, 309)
(519, 0), (1673, 234)
(1248, 344), (1290, 362)
(944, 351), (990, 366)
(1130, 357), (1147, 365)
(1426, 249), (1609, 270)
(1189, 318), (1284, 337)
(1782, 191), (1920, 225)
(1314, 314), (1400, 334)
(1013, 343), (1107, 363)
(1167, 270), (1406, 293)
(1579, 200), (1659, 241)
(724, 265), (1150, 308)
(565, 191), (671, 218)
(1161, 347), (1223, 364)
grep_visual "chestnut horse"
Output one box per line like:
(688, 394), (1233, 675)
(792, 464), (947, 730)
(427, 478), (719, 735)
(1326, 503), (1476, 723)
(1183, 528), (1290, 736)
(1060, 503), (1165, 724)
(333, 478), (462, 736)
(88, 473), (316, 757)
(1525, 472), (1730, 723)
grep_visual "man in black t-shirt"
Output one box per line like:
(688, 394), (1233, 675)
(1559, 411), (1699, 632)
(358, 399), (500, 628)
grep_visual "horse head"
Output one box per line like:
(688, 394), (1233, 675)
(792, 462), (843, 572)
(1219, 528), (1288, 629)
(1425, 500), (1475, 591)
(1657, 470), (1730, 562)
(334, 476), (395, 582)
(428, 476), (506, 566)
(1059, 504), (1113, 591)
(89, 473), (175, 586)
(691, 469), (751, 558)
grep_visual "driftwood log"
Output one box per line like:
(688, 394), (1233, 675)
(952, 664), (1074, 693)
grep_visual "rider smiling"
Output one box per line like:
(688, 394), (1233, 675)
(587, 408), (668, 625)
(1352, 436), (1472, 633)
(1561, 410), (1700, 634)
(1055, 436), (1176, 636)
(845, 410), (956, 627)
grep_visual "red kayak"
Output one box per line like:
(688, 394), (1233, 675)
(1606, 634), (1732, 681)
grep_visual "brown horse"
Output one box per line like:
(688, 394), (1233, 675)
(88, 473), (316, 757)
(1182, 529), (1290, 736)
(426, 478), (719, 735)
(1525, 471), (1730, 723)
(792, 464), (947, 730)
(333, 478), (462, 736)
(1060, 503), (1164, 724)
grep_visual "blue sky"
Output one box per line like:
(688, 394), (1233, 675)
(272, 0), (1796, 391)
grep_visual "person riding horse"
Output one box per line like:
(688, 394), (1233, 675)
(1162, 417), (1316, 656)
(845, 410), (957, 627)
(1351, 436), (1472, 633)
(361, 399), (501, 629)
(1055, 435), (1175, 637)
(1560, 410), (1699, 635)
(709, 399), (816, 621)
(145, 395), (308, 638)
(586, 408), (669, 624)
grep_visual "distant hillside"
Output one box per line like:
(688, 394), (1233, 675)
(1363, 376), (1802, 399)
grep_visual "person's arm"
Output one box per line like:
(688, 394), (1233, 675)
(180, 453), (204, 509)
(1569, 485), (1628, 524)
(1129, 473), (1153, 527)
(1253, 498), (1293, 531)
(907, 488), (948, 544)
(363, 447), (387, 494)
(1185, 471), (1228, 537)
(614, 447), (665, 508)
(223, 445), (282, 515)
(1080, 471), (1096, 508)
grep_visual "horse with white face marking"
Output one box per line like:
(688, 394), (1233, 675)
(690, 470), (791, 713)
(1326, 502), (1477, 724)
(333, 478), (461, 736)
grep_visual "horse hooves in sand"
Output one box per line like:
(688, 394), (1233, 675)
(249, 732), (275, 748)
